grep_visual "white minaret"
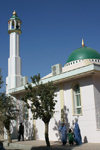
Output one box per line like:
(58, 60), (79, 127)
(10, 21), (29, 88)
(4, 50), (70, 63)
(6, 11), (27, 93)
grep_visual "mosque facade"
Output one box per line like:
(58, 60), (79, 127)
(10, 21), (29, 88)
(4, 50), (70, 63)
(6, 11), (100, 143)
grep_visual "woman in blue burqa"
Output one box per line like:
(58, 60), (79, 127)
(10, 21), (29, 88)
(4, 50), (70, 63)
(74, 118), (82, 145)
(59, 122), (67, 145)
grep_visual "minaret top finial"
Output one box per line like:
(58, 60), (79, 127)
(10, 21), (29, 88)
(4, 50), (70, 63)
(13, 10), (16, 15)
(82, 38), (85, 47)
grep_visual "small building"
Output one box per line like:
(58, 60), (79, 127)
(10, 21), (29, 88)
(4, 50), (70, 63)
(6, 11), (100, 143)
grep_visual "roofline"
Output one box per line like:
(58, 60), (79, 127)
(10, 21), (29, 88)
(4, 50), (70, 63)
(8, 63), (100, 96)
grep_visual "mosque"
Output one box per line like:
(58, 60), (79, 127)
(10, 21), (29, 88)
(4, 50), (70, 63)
(6, 11), (100, 143)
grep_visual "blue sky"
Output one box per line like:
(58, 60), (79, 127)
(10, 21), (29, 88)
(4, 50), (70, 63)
(1, 0), (100, 89)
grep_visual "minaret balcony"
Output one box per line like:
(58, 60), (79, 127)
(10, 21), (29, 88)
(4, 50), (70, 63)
(8, 29), (22, 34)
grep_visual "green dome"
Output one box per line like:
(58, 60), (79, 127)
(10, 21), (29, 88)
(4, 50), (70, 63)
(10, 14), (20, 20)
(10, 11), (21, 22)
(67, 46), (100, 63)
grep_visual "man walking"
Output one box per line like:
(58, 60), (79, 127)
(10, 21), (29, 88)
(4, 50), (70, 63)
(18, 123), (24, 141)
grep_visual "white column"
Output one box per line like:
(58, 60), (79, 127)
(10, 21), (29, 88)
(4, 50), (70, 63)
(7, 31), (22, 90)
(9, 20), (12, 30)
(6, 15), (27, 93)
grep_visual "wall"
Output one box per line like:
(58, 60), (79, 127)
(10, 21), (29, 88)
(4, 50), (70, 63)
(92, 75), (100, 142)
(34, 75), (100, 143)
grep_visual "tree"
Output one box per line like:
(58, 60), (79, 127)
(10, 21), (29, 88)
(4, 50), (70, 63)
(0, 94), (18, 143)
(23, 74), (57, 147)
(0, 69), (3, 87)
(0, 70), (18, 143)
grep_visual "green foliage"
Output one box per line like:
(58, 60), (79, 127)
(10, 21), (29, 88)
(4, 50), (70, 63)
(23, 73), (57, 123)
(23, 74), (57, 146)
(0, 69), (3, 89)
(0, 70), (18, 131)
(0, 93), (18, 130)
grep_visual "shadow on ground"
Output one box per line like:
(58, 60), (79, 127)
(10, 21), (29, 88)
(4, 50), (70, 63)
(30, 145), (75, 150)
(6, 149), (23, 150)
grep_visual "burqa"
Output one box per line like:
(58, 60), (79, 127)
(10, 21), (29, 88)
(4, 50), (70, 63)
(59, 123), (67, 145)
(74, 122), (82, 145)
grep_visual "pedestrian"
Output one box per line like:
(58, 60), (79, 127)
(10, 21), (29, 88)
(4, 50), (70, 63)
(18, 123), (24, 141)
(59, 122), (67, 145)
(73, 118), (82, 145)
(68, 128), (74, 145)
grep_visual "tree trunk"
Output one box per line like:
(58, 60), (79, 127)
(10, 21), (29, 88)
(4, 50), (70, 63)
(7, 129), (12, 143)
(45, 122), (50, 147)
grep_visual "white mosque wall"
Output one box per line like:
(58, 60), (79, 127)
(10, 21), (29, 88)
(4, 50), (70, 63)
(63, 76), (100, 143)
(78, 77), (97, 143)
(93, 75), (100, 129)
(7, 74), (100, 143)
(33, 76), (100, 143)
(92, 75), (100, 142)
(64, 83), (73, 125)
(49, 90), (61, 141)
(35, 119), (44, 140)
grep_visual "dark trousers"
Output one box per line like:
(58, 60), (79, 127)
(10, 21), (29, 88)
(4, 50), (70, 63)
(62, 141), (67, 145)
(18, 133), (24, 141)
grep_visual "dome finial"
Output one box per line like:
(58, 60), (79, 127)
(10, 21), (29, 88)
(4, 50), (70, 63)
(13, 10), (16, 15)
(82, 38), (85, 47)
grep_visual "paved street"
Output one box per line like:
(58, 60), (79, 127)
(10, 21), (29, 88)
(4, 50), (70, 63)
(3, 140), (100, 150)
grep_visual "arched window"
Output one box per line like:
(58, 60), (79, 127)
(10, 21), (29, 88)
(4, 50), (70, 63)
(12, 20), (14, 29)
(73, 84), (82, 115)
